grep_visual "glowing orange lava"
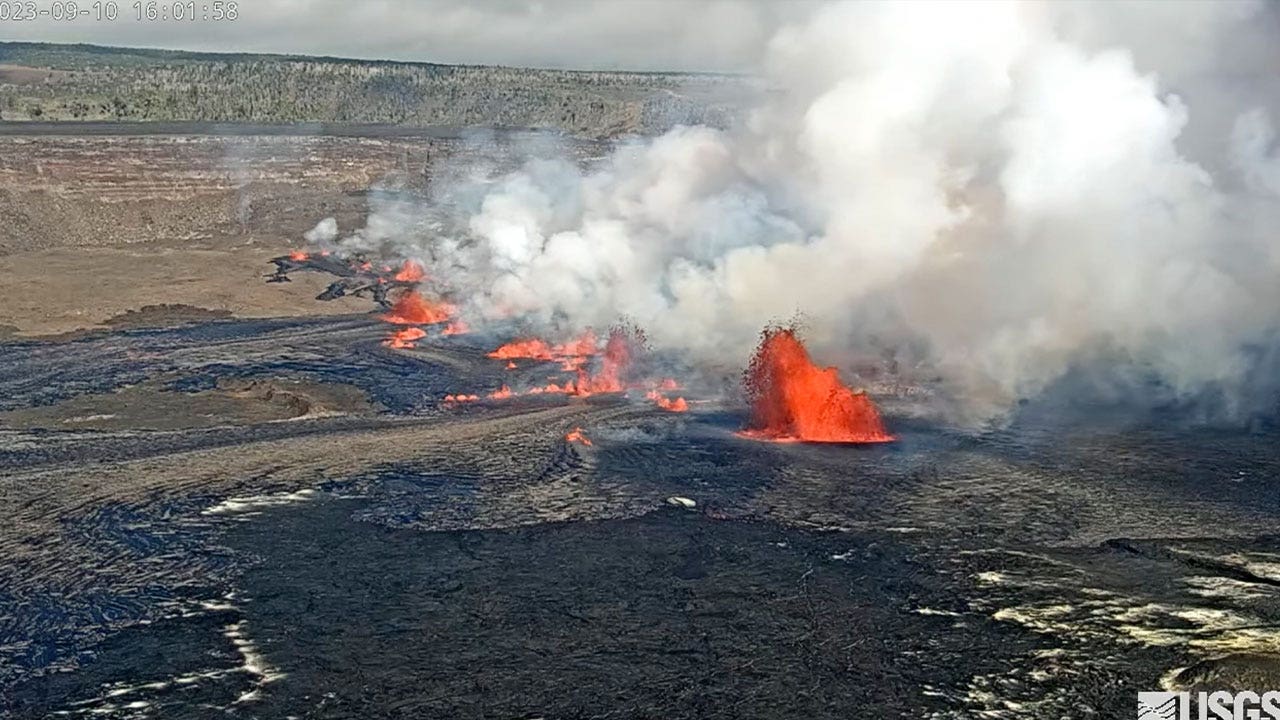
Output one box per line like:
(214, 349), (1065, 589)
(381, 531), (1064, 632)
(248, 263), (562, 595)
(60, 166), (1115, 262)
(383, 327), (427, 349)
(487, 330), (598, 363)
(557, 330), (598, 358)
(488, 338), (555, 360)
(474, 324), (684, 407)
(646, 390), (689, 412)
(382, 291), (455, 325)
(442, 320), (470, 336)
(740, 327), (893, 444)
(565, 427), (592, 446)
(573, 325), (642, 396)
(289, 250), (309, 261)
(393, 259), (426, 283)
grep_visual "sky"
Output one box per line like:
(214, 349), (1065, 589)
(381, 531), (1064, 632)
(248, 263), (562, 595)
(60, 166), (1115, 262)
(0, 0), (820, 72)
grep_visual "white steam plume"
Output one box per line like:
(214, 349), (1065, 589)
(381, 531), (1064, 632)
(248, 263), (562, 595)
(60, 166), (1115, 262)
(337, 1), (1280, 423)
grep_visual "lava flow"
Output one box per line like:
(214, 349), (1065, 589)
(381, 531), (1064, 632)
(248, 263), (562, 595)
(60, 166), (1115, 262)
(383, 326), (427, 349)
(382, 290), (455, 325)
(565, 427), (592, 446)
(646, 390), (688, 412)
(741, 327), (893, 443)
(487, 330), (597, 369)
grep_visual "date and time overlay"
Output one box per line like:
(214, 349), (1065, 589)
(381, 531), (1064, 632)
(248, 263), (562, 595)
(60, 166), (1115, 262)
(1, 1), (237, 22)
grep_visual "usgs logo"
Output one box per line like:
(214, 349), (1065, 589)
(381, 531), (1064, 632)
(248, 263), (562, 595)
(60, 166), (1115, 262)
(1139, 691), (1280, 720)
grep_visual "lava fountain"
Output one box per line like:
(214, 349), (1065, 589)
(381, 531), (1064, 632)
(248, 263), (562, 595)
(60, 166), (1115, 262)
(382, 290), (455, 325)
(741, 327), (893, 443)
(393, 259), (426, 283)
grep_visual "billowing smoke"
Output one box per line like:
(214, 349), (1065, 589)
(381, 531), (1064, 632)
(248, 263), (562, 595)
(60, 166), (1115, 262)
(324, 1), (1280, 424)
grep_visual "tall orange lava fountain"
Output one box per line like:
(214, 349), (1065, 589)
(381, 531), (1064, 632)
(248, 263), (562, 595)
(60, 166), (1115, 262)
(741, 327), (893, 443)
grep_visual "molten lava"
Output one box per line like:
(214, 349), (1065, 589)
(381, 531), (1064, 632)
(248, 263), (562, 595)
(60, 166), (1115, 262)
(393, 259), (426, 283)
(289, 250), (309, 261)
(487, 330), (597, 363)
(442, 320), (470, 336)
(565, 427), (592, 446)
(488, 338), (555, 360)
(646, 390), (689, 412)
(741, 327), (893, 443)
(474, 324), (679, 406)
(556, 330), (598, 357)
(383, 327), (427, 349)
(382, 291), (455, 325)
(573, 325), (643, 396)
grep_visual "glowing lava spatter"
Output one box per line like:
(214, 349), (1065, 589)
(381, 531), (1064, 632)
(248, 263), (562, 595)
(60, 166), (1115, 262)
(393, 259), (426, 283)
(289, 250), (309, 261)
(741, 327), (893, 443)
(646, 390), (689, 412)
(442, 320), (470, 336)
(565, 427), (592, 446)
(382, 291), (455, 325)
(383, 327), (427, 349)
(573, 325), (643, 396)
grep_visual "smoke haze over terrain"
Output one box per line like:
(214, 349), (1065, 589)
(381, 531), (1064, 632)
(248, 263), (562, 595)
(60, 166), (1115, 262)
(315, 1), (1280, 424)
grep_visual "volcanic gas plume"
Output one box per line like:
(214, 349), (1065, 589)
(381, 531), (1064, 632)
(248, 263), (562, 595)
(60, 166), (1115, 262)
(317, 1), (1280, 425)
(742, 327), (893, 444)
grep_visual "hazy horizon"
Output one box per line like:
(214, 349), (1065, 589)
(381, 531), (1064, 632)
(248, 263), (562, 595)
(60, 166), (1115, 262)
(0, 0), (817, 73)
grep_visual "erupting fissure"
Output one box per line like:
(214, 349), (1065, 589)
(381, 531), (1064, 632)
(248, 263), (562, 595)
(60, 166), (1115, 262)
(382, 290), (456, 326)
(487, 330), (598, 368)
(454, 324), (688, 410)
(741, 327), (893, 444)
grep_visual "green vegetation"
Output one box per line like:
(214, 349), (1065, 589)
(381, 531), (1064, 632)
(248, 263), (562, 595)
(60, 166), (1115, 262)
(0, 42), (754, 136)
